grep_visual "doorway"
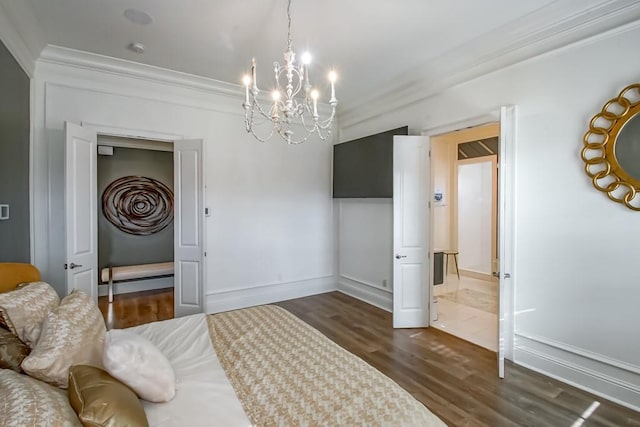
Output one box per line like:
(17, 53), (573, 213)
(96, 136), (175, 303)
(430, 123), (499, 351)
(64, 122), (204, 320)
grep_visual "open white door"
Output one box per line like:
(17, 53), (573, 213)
(65, 122), (98, 301)
(498, 106), (516, 377)
(174, 139), (204, 317)
(393, 135), (430, 328)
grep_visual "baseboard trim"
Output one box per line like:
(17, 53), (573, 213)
(514, 333), (640, 412)
(459, 269), (495, 282)
(205, 276), (337, 314)
(337, 276), (392, 312)
(97, 277), (173, 297)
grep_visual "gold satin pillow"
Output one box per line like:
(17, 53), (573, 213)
(68, 365), (149, 427)
(0, 327), (30, 371)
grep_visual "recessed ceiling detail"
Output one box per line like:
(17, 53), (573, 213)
(124, 8), (153, 25)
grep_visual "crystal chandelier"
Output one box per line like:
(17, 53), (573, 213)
(242, 0), (338, 145)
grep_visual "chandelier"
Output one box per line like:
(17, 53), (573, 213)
(242, 0), (338, 145)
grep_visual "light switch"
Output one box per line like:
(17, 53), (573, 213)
(0, 204), (9, 220)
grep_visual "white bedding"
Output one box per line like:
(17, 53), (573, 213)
(127, 314), (250, 427)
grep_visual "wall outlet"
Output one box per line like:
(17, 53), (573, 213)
(382, 279), (387, 288)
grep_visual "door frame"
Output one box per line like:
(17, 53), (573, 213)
(422, 107), (516, 368)
(77, 122), (206, 313)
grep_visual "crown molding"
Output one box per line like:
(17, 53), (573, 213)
(37, 45), (242, 98)
(0, 1), (41, 77)
(339, 0), (640, 129)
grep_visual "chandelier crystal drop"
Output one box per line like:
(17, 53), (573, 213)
(242, 0), (338, 144)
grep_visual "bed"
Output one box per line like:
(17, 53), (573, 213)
(0, 263), (445, 426)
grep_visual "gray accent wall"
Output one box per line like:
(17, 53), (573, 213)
(0, 40), (30, 262)
(98, 146), (174, 273)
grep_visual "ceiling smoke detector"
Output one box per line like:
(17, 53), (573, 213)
(124, 8), (153, 25)
(127, 42), (145, 54)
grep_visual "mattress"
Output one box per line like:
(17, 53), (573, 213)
(132, 306), (444, 427)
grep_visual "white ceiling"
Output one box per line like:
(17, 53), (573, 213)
(5, 0), (640, 113)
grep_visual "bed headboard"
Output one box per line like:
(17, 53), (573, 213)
(0, 263), (41, 293)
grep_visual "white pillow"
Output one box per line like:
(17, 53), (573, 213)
(103, 328), (176, 402)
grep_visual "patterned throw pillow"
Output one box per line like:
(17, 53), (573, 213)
(0, 281), (60, 347)
(0, 368), (81, 426)
(21, 290), (106, 388)
(0, 327), (30, 371)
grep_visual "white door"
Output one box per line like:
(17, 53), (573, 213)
(498, 106), (516, 377)
(174, 139), (204, 317)
(65, 122), (98, 300)
(393, 136), (430, 328)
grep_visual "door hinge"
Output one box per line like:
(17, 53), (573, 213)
(428, 201), (431, 209)
(204, 251), (207, 257)
(428, 150), (431, 158)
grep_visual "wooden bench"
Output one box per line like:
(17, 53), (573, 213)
(101, 262), (174, 303)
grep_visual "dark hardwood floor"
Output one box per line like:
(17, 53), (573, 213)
(99, 289), (640, 426)
(98, 287), (173, 329)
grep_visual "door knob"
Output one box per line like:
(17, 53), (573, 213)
(69, 262), (83, 269)
(395, 254), (407, 259)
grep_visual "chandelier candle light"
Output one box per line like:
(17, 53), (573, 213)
(242, 0), (338, 144)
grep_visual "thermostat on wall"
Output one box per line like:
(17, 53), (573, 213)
(98, 145), (114, 156)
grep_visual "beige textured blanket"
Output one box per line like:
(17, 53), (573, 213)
(207, 305), (445, 427)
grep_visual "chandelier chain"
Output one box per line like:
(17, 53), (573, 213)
(286, 0), (292, 50)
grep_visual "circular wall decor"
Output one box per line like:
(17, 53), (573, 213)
(581, 84), (640, 211)
(102, 176), (174, 235)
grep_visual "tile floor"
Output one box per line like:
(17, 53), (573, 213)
(431, 274), (498, 351)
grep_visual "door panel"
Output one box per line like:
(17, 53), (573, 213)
(498, 106), (516, 377)
(174, 139), (204, 317)
(65, 122), (98, 300)
(393, 135), (430, 328)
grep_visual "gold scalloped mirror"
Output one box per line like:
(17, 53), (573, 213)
(581, 84), (640, 211)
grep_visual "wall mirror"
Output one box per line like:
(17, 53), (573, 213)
(581, 84), (640, 211)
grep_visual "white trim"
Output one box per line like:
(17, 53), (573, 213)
(97, 277), (173, 297)
(206, 276), (336, 314)
(29, 78), (35, 264)
(85, 122), (183, 142)
(0, 2), (37, 77)
(39, 45), (240, 98)
(337, 276), (392, 313)
(515, 334), (640, 412)
(339, 274), (391, 294)
(340, 9), (640, 129)
(516, 332), (640, 376)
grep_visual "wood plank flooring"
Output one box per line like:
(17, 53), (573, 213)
(98, 287), (173, 329)
(99, 289), (640, 426)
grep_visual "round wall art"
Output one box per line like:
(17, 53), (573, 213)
(102, 176), (174, 235)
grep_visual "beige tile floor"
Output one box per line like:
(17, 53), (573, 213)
(431, 274), (498, 351)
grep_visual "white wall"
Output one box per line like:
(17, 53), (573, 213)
(457, 161), (492, 274)
(338, 24), (640, 410)
(32, 49), (336, 310)
(336, 199), (393, 311)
